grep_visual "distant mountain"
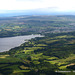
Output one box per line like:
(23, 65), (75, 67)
(0, 9), (75, 17)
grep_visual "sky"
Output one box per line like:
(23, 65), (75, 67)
(0, 0), (75, 13)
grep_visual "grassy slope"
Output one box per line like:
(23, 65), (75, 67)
(1, 32), (75, 75)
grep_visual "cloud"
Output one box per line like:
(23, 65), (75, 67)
(0, 0), (75, 12)
(16, 0), (43, 1)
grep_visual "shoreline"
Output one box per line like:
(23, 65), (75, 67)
(0, 34), (44, 53)
(0, 34), (42, 38)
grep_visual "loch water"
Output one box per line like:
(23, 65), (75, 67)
(0, 34), (43, 52)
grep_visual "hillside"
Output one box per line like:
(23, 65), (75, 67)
(1, 31), (75, 75)
(1, 15), (75, 75)
(0, 15), (75, 37)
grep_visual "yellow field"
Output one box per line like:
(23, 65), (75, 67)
(0, 55), (9, 58)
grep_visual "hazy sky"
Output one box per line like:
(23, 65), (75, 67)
(0, 0), (75, 11)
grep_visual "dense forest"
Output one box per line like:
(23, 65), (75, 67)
(1, 15), (75, 75)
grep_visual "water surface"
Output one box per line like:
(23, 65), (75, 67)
(0, 34), (43, 52)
